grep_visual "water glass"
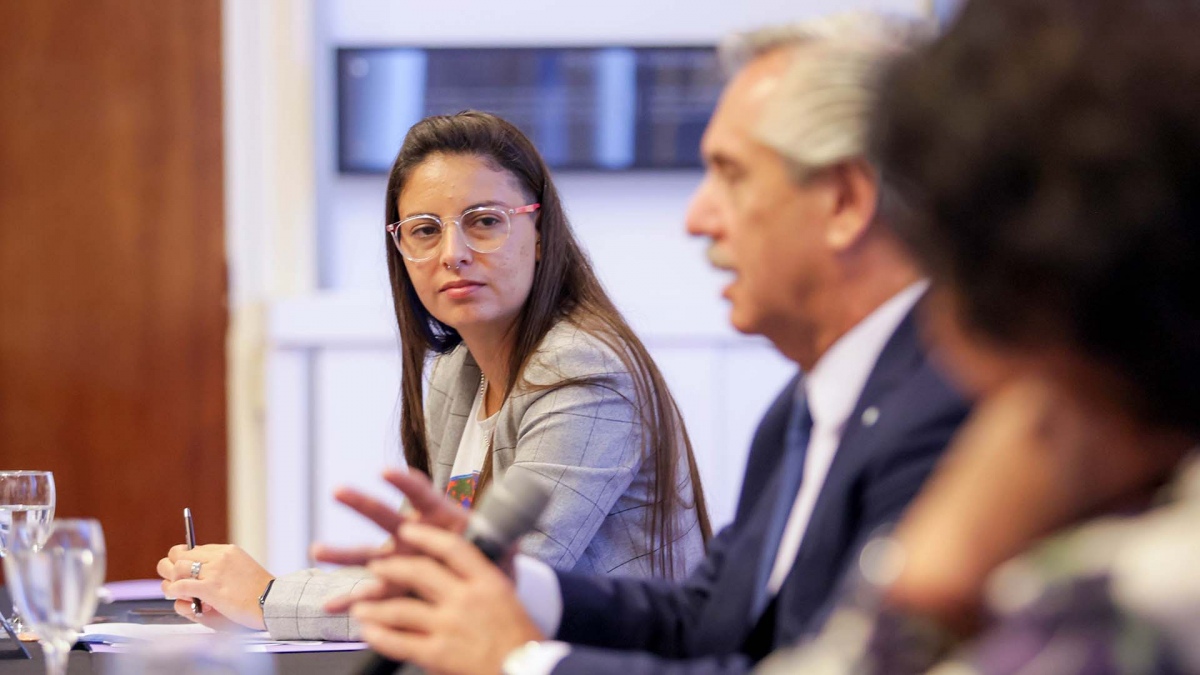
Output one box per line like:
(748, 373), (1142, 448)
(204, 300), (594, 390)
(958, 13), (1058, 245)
(0, 470), (56, 634)
(3, 518), (106, 675)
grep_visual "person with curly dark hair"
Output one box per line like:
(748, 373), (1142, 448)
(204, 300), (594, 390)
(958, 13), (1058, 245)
(757, 0), (1200, 672)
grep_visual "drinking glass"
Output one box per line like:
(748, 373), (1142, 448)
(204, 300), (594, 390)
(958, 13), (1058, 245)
(0, 470), (56, 634)
(3, 519), (105, 675)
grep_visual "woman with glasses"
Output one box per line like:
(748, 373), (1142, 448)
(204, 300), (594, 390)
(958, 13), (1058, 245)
(157, 111), (711, 640)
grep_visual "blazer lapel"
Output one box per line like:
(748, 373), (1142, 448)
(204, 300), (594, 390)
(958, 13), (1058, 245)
(691, 471), (788, 655)
(428, 348), (481, 489)
(688, 389), (800, 655)
(772, 306), (925, 600)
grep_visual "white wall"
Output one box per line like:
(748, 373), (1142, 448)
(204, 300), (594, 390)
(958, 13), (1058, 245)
(257, 0), (930, 574)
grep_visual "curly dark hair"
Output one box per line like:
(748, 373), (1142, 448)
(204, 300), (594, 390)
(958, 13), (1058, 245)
(871, 0), (1200, 436)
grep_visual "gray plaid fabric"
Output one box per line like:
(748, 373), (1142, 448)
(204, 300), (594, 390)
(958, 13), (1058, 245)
(427, 320), (706, 577)
(262, 567), (373, 641)
(264, 319), (707, 641)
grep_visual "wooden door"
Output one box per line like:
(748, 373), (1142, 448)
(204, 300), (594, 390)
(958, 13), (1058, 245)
(0, 0), (227, 581)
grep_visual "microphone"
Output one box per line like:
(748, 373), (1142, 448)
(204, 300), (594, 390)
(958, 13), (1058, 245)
(355, 470), (553, 675)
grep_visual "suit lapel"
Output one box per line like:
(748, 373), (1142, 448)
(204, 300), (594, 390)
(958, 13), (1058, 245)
(734, 372), (802, 524)
(693, 467), (790, 655)
(772, 306), (925, 600)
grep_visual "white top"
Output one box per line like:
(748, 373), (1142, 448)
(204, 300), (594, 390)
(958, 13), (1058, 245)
(507, 281), (929, 674)
(447, 377), (499, 509)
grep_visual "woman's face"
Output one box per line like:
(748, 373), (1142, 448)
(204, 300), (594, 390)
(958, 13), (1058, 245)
(398, 153), (540, 338)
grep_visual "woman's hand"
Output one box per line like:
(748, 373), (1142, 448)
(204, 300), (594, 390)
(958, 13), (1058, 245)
(156, 544), (273, 631)
(349, 522), (543, 675)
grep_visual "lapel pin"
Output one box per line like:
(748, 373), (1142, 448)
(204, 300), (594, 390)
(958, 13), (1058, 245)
(861, 406), (880, 427)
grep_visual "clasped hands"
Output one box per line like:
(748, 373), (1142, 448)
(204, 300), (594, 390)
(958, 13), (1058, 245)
(157, 469), (544, 675)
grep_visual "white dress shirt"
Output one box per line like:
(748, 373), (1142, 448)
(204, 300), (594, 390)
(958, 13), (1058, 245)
(765, 280), (927, 593)
(505, 281), (929, 674)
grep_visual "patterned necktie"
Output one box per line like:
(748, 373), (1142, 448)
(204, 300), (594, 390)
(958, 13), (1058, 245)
(749, 385), (813, 621)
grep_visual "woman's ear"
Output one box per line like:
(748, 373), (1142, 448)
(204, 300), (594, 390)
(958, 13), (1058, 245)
(536, 236), (542, 262)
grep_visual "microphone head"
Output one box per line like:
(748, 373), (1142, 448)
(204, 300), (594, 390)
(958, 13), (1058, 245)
(468, 469), (552, 548)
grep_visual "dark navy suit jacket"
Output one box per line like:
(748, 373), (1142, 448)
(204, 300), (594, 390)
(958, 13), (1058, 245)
(549, 308), (969, 674)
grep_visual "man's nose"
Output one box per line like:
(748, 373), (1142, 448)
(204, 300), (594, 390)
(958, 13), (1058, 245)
(685, 175), (720, 238)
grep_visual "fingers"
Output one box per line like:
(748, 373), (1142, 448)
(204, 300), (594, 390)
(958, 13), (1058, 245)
(156, 557), (175, 580)
(366, 554), (458, 602)
(382, 469), (467, 532)
(173, 599), (243, 632)
(158, 556), (203, 582)
(311, 541), (394, 567)
(395, 522), (497, 581)
(167, 578), (202, 600)
(333, 487), (406, 534)
(324, 578), (387, 614)
(349, 596), (433, 633)
(167, 543), (218, 563)
(172, 599), (203, 623)
(158, 556), (210, 584)
(358, 622), (425, 664)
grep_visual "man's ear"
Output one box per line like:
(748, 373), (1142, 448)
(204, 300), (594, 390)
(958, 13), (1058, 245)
(824, 159), (881, 252)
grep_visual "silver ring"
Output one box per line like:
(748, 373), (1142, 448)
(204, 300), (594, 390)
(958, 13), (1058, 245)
(190, 561), (202, 579)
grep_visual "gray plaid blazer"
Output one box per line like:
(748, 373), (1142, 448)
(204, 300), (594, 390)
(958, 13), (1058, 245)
(263, 319), (706, 640)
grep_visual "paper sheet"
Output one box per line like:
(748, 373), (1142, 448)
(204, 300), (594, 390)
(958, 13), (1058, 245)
(80, 623), (367, 654)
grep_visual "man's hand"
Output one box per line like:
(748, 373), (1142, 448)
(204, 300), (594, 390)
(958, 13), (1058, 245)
(157, 544), (272, 631)
(348, 521), (544, 675)
(319, 468), (475, 614)
(313, 468), (470, 567)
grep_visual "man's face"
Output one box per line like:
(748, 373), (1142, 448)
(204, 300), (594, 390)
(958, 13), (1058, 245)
(686, 49), (839, 344)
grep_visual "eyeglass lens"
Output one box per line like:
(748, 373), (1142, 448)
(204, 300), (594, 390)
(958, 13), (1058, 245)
(396, 208), (510, 260)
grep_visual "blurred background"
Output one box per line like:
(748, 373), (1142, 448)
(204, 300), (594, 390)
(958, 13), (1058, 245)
(0, 0), (954, 581)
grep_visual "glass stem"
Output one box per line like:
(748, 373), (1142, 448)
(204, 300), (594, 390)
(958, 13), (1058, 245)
(9, 605), (24, 634)
(41, 640), (69, 675)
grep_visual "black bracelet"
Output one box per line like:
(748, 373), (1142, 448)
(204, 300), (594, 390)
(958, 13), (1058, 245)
(258, 578), (276, 608)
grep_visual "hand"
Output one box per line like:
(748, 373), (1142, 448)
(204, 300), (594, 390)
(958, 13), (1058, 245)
(348, 522), (544, 675)
(888, 373), (1190, 628)
(313, 468), (470, 568)
(157, 544), (273, 631)
(317, 468), (475, 615)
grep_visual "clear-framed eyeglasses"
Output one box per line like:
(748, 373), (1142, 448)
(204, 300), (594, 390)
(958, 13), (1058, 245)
(386, 203), (541, 263)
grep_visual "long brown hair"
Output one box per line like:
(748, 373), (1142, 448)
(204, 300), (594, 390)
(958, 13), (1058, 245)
(384, 111), (712, 575)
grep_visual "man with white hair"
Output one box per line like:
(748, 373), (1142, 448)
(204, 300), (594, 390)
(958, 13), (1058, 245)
(330, 13), (969, 675)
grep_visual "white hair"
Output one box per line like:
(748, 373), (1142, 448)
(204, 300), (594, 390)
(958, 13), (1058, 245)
(720, 12), (935, 179)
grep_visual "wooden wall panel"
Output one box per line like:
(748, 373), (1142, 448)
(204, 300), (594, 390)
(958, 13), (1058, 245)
(0, 0), (227, 581)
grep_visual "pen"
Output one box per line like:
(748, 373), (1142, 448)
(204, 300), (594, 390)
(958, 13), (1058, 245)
(184, 507), (203, 615)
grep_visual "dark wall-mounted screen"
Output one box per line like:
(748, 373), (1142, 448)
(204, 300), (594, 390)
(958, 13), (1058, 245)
(337, 47), (722, 173)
